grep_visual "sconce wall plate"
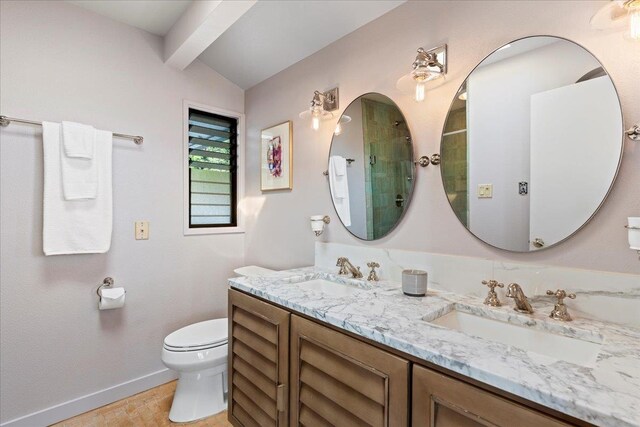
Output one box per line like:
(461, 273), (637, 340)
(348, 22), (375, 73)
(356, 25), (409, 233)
(322, 88), (339, 112)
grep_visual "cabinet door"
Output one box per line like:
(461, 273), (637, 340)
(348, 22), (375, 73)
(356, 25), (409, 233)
(412, 365), (573, 427)
(228, 290), (290, 427)
(290, 315), (409, 427)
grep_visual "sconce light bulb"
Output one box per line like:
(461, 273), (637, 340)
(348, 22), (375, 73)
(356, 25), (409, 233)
(415, 82), (426, 102)
(630, 8), (640, 40)
(312, 116), (320, 131)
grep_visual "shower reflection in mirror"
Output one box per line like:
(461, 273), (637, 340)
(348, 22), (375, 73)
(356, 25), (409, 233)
(328, 93), (415, 241)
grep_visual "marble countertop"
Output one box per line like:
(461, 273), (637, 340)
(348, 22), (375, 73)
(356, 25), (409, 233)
(228, 267), (640, 427)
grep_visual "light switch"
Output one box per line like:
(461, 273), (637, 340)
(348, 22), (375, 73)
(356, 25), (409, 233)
(135, 221), (149, 240)
(478, 184), (493, 198)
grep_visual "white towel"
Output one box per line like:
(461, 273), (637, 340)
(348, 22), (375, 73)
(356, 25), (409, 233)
(61, 121), (98, 200)
(62, 121), (95, 159)
(43, 122), (113, 255)
(329, 156), (351, 226)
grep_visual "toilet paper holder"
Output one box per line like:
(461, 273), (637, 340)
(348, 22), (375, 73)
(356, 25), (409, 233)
(96, 277), (124, 297)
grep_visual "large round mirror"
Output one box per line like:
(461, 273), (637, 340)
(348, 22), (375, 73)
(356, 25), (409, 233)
(328, 93), (415, 240)
(441, 36), (623, 252)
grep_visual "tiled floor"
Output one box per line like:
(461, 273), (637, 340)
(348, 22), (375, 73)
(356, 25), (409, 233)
(52, 381), (232, 427)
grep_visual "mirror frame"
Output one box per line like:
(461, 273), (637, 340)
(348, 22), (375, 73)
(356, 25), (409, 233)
(439, 35), (625, 252)
(328, 92), (416, 241)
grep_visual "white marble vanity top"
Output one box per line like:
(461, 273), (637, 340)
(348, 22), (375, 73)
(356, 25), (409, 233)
(229, 267), (640, 427)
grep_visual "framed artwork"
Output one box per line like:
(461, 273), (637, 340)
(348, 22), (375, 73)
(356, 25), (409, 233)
(261, 121), (293, 191)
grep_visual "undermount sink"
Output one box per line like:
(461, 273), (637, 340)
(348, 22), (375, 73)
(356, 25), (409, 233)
(294, 279), (361, 297)
(427, 309), (602, 367)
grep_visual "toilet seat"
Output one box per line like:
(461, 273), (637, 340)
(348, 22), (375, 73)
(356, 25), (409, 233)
(163, 318), (228, 352)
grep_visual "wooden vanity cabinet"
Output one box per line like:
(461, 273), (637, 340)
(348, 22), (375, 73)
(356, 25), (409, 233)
(228, 290), (290, 427)
(290, 315), (409, 427)
(412, 365), (572, 427)
(229, 290), (583, 427)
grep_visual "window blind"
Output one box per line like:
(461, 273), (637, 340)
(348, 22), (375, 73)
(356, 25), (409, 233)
(188, 108), (237, 227)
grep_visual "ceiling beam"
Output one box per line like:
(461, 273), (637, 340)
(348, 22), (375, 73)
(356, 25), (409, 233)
(164, 0), (256, 71)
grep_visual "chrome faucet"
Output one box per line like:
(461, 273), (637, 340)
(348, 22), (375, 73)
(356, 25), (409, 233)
(505, 283), (534, 314)
(336, 257), (363, 279)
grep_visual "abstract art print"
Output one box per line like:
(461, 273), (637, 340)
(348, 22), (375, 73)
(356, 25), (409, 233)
(261, 121), (292, 191)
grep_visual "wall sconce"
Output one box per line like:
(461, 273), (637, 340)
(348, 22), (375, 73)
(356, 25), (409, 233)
(299, 88), (339, 130)
(334, 115), (352, 136)
(310, 215), (330, 236)
(396, 45), (447, 102)
(591, 0), (640, 41)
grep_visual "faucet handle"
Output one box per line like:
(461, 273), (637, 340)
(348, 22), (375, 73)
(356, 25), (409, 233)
(546, 289), (576, 303)
(481, 280), (504, 306)
(336, 257), (348, 275)
(546, 289), (576, 321)
(482, 280), (504, 291)
(366, 262), (380, 282)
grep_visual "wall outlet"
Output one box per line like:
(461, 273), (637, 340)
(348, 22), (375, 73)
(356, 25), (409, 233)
(135, 221), (149, 240)
(478, 184), (493, 198)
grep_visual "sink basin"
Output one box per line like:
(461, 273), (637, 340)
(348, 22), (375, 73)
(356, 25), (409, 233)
(427, 309), (602, 367)
(294, 279), (360, 297)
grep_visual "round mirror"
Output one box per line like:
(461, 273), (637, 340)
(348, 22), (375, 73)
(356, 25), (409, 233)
(441, 36), (623, 252)
(328, 93), (415, 240)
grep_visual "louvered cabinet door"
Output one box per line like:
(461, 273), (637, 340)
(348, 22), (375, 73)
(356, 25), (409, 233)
(228, 290), (290, 427)
(290, 315), (409, 427)
(412, 365), (573, 427)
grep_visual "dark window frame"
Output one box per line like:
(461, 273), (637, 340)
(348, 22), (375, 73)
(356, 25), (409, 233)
(187, 108), (238, 229)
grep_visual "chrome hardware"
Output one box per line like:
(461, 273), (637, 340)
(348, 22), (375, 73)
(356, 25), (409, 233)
(345, 158), (355, 165)
(96, 277), (115, 297)
(336, 257), (363, 279)
(506, 283), (534, 314)
(366, 262), (380, 282)
(395, 194), (404, 208)
(415, 154), (440, 167)
(626, 124), (639, 141)
(481, 280), (504, 307)
(0, 114), (144, 144)
(532, 238), (545, 248)
(415, 156), (430, 167)
(546, 289), (576, 321)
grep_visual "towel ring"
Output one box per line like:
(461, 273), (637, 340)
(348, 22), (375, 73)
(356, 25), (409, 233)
(96, 277), (115, 297)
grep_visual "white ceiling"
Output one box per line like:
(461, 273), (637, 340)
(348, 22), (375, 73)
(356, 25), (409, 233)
(198, 0), (406, 89)
(66, 0), (406, 89)
(67, 0), (193, 36)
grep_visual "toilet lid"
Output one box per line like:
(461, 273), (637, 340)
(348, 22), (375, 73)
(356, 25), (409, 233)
(164, 318), (228, 351)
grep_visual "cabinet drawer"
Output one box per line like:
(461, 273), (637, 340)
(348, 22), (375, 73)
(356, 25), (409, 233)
(412, 365), (573, 427)
(291, 315), (409, 427)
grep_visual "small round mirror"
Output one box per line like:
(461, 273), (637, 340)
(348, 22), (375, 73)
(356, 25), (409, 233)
(328, 93), (415, 240)
(440, 36), (623, 252)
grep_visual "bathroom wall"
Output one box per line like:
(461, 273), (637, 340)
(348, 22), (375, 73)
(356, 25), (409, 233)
(244, 0), (640, 275)
(0, 1), (245, 424)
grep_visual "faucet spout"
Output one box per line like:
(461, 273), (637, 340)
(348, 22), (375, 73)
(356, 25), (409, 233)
(336, 257), (363, 279)
(506, 283), (534, 314)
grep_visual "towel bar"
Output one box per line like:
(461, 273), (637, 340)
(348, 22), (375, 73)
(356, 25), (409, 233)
(0, 115), (144, 145)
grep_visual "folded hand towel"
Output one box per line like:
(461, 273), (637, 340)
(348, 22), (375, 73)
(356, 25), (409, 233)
(43, 122), (113, 255)
(62, 121), (96, 159)
(329, 156), (351, 226)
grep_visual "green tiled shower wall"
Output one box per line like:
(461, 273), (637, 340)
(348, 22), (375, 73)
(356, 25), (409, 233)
(441, 100), (468, 226)
(362, 98), (414, 239)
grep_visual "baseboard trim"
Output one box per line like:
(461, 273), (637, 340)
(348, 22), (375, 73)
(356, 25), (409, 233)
(1, 368), (178, 427)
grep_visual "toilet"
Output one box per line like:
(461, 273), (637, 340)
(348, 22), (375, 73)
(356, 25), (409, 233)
(161, 318), (228, 423)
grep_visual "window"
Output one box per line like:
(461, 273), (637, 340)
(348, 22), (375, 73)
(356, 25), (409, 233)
(184, 103), (243, 233)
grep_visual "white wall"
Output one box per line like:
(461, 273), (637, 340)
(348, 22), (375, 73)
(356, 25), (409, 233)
(467, 40), (599, 251)
(244, 0), (640, 274)
(0, 1), (245, 424)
